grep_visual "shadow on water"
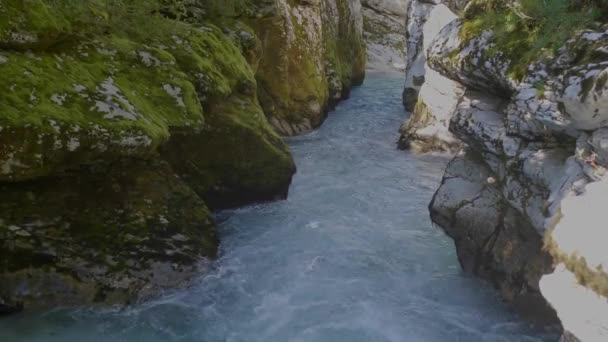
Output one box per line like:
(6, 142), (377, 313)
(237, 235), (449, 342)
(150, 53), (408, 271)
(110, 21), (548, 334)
(0, 72), (559, 342)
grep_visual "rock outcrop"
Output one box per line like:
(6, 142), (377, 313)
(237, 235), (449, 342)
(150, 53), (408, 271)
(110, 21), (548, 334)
(425, 1), (608, 339)
(0, 0), (364, 309)
(398, 0), (464, 153)
(361, 0), (409, 71)
(201, 0), (367, 136)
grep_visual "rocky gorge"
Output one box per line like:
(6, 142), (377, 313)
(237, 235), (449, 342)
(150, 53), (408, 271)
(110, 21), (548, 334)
(0, 0), (365, 310)
(1, 0), (607, 341)
(401, 0), (608, 340)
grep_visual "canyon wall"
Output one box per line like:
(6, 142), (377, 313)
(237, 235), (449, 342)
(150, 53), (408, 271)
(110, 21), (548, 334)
(398, 0), (464, 153)
(252, 0), (367, 136)
(0, 0), (365, 309)
(415, 0), (608, 340)
(361, 0), (409, 71)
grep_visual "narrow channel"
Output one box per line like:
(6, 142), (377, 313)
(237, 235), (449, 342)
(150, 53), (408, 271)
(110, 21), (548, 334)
(0, 73), (554, 341)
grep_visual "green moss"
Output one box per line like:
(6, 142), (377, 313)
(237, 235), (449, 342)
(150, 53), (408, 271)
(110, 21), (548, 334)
(249, 15), (328, 126)
(240, 0), (365, 130)
(545, 227), (608, 298)
(0, 0), (301, 306)
(0, 0), (190, 50)
(170, 24), (258, 101)
(0, 160), (218, 306)
(0, 2), (291, 181)
(533, 80), (546, 98)
(161, 92), (295, 209)
(459, 0), (605, 80)
(0, 30), (209, 181)
(325, 0), (366, 89)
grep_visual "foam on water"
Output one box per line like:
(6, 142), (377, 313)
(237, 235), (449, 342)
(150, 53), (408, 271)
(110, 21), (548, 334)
(0, 73), (557, 342)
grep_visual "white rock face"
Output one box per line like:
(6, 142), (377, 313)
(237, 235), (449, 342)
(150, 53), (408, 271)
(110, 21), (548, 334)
(361, 0), (409, 71)
(399, 1), (464, 153)
(541, 265), (608, 342)
(422, 7), (608, 339)
(553, 179), (608, 273)
(542, 168), (608, 340)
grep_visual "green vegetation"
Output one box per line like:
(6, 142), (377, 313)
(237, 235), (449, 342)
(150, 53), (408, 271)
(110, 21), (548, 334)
(0, 0), (294, 186)
(461, 0), (607, 79)
(0, 0), (191, 47)
(533, 80), (546, 98)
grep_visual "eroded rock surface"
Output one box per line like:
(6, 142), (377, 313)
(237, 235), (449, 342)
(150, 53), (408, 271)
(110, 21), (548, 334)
(430, 151), (558, 324)
(424, 1), (608, 339)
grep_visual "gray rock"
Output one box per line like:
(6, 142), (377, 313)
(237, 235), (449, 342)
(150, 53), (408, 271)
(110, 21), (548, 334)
(424, 14), (608, 337)
(430, 151), (558, 325)
(399, 1), (464, 153)
(362, 0), (409, 71)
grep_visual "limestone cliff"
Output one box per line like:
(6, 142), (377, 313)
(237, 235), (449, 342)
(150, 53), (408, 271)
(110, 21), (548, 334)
(398, 0), (464, 153)
(424, 1), (608, 340)
(361, 0), (408, 71)
(0, 0), (364, 310)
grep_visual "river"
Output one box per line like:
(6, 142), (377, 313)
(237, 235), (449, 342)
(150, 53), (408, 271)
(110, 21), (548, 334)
(0, 72), (555, 341)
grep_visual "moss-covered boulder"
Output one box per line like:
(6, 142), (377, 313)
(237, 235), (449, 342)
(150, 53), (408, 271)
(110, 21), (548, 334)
(155, 22), (296, 209)
(0, 0), (296, 308)
(0, 160), (217, 307)
(0, 36), (202, 182)
(0, 0), (365, 308)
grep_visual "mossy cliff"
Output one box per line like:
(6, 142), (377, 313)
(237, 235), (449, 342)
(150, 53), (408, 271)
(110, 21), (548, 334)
(199, 0), (367, 136)
(0, 0), (365, 309)
(424, 0), (608, 339)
